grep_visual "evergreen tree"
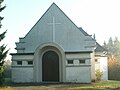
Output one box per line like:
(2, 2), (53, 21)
(0, 0), (8, 85)
(113, 37), (120, 56)
(107, 37), (114, 56)
(104, 37), (120, 56)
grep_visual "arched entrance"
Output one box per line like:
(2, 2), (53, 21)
(34, 42), (66, 82)
(42, 51), (59, 82)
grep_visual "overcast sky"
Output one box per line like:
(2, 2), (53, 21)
(1, 0), (120, 60)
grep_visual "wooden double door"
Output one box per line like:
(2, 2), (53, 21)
(42, 51), (59, 82)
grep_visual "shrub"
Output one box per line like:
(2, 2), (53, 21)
(95, 69), (103, 81)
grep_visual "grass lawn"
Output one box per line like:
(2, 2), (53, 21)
(69, 80), (120, 90)
(0, 80), (120, 90)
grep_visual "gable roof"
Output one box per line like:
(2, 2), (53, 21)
(79, 27), (89, 36)
(15, 3), (102, 53)
(95, 42), (107, 52)
(78, 27), (106, 52)
(23, 2), (81, 39)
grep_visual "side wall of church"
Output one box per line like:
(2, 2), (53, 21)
(95, 56), (108, 80)
(65, 53), (91, 83)
(11, 55), (34, 83)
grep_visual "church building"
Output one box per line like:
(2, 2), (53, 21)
(11, 3), (108, 83)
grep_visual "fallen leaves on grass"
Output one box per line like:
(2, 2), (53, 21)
(0, 87), (13, 90)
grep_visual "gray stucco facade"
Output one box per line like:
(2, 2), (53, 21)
(11, 3), (107, 83)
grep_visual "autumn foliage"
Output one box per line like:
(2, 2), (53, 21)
(103, 37), (120, 80)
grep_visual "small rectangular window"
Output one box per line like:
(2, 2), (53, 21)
(17, 61), (22, 65)
(67, 60), (73, 64)
(28, 61), (33, 65)
(79, 60), (85, 64)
